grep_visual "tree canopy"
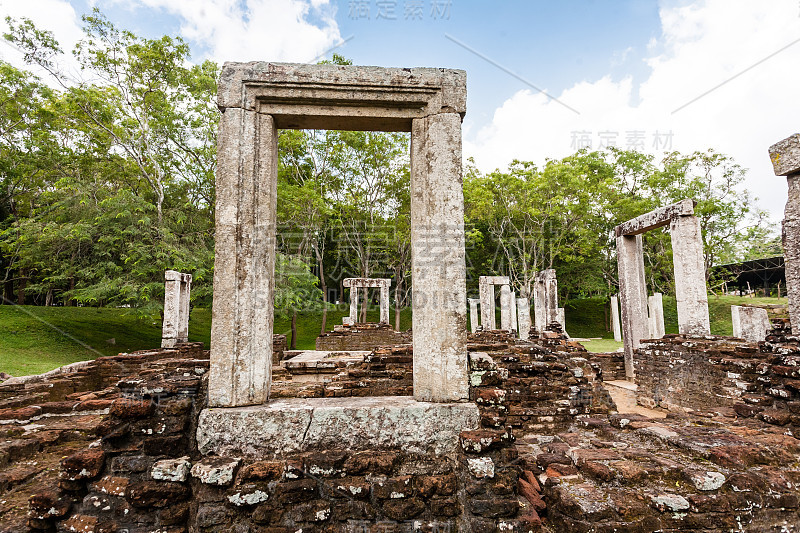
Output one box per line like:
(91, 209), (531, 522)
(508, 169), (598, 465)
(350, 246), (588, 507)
(0, 11), (778, 318)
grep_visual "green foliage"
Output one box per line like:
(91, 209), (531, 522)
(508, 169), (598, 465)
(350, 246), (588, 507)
(0, 8), (777, 327)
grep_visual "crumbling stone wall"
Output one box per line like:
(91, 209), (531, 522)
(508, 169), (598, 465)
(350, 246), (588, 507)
(636, 333), (800, 435)
(315, 323), (412, 351)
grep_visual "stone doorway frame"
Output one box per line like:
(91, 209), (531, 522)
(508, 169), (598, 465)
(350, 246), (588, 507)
(615, 199), (710, 379)
(343, 278), (391, 325)
(208, 62), (469, 407)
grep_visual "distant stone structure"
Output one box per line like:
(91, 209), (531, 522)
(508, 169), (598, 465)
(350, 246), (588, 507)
(648, 292), (666, 339)
(467, 297), (480, 333)
(616, 199), (710, 379)
(342, 277), (391, 325)
(534, 269), (566, 335)
(731, 305), (771, 342)
(770, 133), (800, 334)
(610, 294), (622, 342)
(516, 297), (531, 340)
(161, 270), (192, 348)
(478, 275), (510, 331)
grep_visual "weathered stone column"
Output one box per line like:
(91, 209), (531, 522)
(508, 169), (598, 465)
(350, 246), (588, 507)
(380, 280), (390, 324)
(500, 284), (513, 331)
(410, 112), (468, 402)
(468, 298), (480, 333)
(533, 276), (546, 332)
(479, 277), (496, 330)
(611, 295), (622, 342)
(208, 110), (277, 407)
(510, 291), (518, 333)
(347, 287), (359, 326)
(770, 134), (800, 334)
(162, 270), (182, 348)
(543, 270), (559, 325)
(617, 234), (649, 379)
(648, 293), (665, 339)
(517, 297), (531, 340)
(177, 273), (192, 344)
(670, 216), (710, 335)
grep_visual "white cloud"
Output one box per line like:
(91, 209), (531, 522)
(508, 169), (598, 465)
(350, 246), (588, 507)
(0, 0), (84, 79)
(464, 0), (800, 223)
(115, 0), (342, 63)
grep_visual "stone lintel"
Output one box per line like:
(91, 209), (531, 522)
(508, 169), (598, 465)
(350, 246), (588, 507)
(218, 62), (466, 132)
(165, 270), (191, 283)
(196, 396), (479, 457)
(343, 278), (391, 288)
(769, 134), (800, 176)
(479, 276), (510, 286)
(615, 199), (696, 237)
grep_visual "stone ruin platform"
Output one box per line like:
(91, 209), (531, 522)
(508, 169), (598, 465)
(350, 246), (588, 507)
(2, 332), (800, 531)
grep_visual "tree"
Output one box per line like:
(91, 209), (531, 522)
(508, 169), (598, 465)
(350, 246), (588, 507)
(2, 12), (218, 312)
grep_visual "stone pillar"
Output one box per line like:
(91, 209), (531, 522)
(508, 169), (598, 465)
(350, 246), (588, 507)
(468, 298), (480, 333)
(732, 305), (771, 342)
(208, 110), (277, 407)
(410, 113), (468, 402)
(533, 277), (546, 333)
(510, 291), (518, 333)
(380, 280), (390, 324)
(347, 287), (359, 326)
(617, 234), (649, 380)
(177, 273), (192, 343)
(544, 270), (559, 325)
(500, 284), (513, 331)
(517, 298), (531, 340)
(611, 295), (622, 342)
(557, 308), (567, 337)
(648, 293), (665, 339)
(670, 216), (710, 335)
(162, 270), (182, 349)
(769, 134), (800, 334)
(479, 277), (496, 330)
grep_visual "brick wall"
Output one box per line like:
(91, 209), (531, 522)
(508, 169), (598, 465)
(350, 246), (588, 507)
(315, 323), (412, 351)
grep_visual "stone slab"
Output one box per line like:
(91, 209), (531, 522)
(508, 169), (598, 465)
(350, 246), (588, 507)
(197, 396), (480, 457)
(343, 278), (391, 288)
(769, 133), (800, 176)
(615, 199), (695, 237)
(282, 351), (369, 371)
(731, 306), (771, 342)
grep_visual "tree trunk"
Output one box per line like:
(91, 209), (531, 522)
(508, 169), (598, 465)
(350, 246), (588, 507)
(290, 311), (297, 350)
(45, 289), (53, 307)
(17, 270), (26, 305)
(65, 277), (75, 306)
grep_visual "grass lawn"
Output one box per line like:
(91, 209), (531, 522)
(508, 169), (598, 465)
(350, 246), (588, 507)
(0, 294), (786, 375)
(0, 303), (412, 377)
(567, 294), (787, 353)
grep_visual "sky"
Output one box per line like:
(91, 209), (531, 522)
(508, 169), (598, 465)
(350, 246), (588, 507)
(0, 0), (799, 224)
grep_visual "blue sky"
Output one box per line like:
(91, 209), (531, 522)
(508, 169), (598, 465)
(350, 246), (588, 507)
(2, 0), (799, 223)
